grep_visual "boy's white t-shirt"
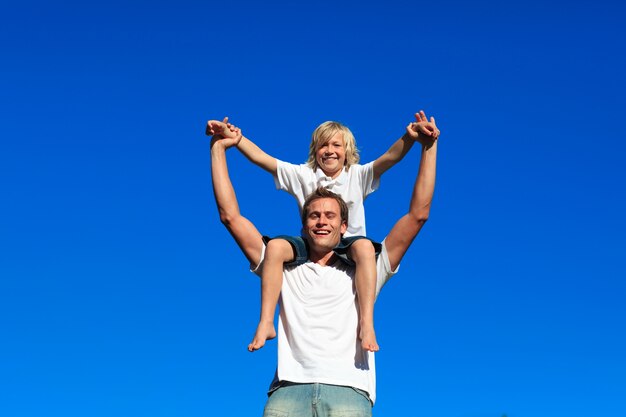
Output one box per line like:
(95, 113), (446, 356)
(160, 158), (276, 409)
(253, 242), (397, 404)
(273, 160), (380, 237)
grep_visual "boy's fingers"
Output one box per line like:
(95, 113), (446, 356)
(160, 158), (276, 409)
(222, 117), (229, 123)
(419, 125), (433, 136)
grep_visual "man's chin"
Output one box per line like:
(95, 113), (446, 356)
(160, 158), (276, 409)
(308, 236), (339, 250)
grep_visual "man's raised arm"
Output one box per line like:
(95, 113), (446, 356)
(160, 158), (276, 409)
(211, 132), (264, 266)
(384, 118), (439, 271)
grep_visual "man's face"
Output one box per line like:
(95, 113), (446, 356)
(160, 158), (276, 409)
(316, 132), (346, 178)
(303, 197), (347, 254)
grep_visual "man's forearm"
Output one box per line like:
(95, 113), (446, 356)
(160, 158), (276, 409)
(211, 143), (241, 226)
(383, 139), (438, 270)
(210, 140), (264, 266)
(410, 140), (437, 222)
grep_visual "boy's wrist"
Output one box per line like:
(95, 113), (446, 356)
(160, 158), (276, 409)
(403, 131), (419, 142)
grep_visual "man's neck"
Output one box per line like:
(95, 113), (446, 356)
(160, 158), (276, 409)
(308, 250), (338, 266)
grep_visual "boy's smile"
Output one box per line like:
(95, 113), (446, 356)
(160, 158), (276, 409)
(316, 132), (346, 179)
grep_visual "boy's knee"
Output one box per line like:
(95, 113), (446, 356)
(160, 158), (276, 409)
(349, 239), (376, 260)
(266, 238), (297, 263)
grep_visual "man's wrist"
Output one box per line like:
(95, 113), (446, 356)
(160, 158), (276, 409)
(210, 138), (227, 151)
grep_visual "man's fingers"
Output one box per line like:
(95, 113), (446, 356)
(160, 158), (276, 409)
(430, 117), (440, 137)
(429, 117), (440, 138)
(222, 117), (229, 124)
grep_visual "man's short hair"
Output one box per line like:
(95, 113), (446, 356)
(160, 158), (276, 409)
(301, 187), (349, 227)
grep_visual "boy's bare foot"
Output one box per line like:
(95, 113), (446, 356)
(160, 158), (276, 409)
(359, 322), (379, 352)
(248, 320), (277, 352)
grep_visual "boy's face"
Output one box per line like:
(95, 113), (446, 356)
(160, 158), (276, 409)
(316, 132), (346, 179)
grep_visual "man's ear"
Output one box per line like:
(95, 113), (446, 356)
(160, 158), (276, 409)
(340, 221), (347, 235)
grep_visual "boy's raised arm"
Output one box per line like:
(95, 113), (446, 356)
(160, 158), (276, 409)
(236, 135), (278, 175)
(206, 117), (278, 175)
(372, 110), (439, 180)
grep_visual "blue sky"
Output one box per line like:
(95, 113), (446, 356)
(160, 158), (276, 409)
(1, 1), (625, 416)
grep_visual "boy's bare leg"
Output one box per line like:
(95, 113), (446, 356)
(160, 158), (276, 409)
(249, 238), (294, 352)
(350, 240), (379, 352)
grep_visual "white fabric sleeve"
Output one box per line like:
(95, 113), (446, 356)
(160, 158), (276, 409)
(274, 159), (306, 198)
(359, 161), (380, 198)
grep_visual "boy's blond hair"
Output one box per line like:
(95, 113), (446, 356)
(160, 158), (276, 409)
(306, 121), (360, 171)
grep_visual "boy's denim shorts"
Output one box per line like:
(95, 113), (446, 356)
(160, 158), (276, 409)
(262, 235), (382, 267)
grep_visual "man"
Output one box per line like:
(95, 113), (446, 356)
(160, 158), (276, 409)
(211, 119), (439, 416)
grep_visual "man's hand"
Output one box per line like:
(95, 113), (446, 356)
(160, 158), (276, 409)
(406, 110), (440, 146)
(206, 117), (239, 138)
(211, 127), (242, 149)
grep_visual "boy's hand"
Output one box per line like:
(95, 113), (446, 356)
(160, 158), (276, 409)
(406, 110), (440, 145)
(206, 117), (239, 138)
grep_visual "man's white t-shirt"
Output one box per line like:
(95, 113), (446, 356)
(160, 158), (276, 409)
(273, 160), (380, 237)
(253, 242), (397, 404)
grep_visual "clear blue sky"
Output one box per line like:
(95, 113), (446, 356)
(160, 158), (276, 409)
(1, 1), (625, 416)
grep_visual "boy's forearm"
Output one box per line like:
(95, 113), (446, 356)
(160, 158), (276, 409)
(236, 136), (278, 174)
(372, 133), (415, 179)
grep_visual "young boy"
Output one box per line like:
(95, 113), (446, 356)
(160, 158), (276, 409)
(207, 112), (439, 352)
